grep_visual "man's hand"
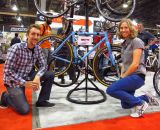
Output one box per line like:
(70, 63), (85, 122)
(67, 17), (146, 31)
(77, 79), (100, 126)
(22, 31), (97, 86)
(33, 75), (41, 87)
(24, 81), (39, 91)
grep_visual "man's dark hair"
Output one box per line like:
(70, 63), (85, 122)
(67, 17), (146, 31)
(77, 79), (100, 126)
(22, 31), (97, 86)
(15, 33), (18, 37)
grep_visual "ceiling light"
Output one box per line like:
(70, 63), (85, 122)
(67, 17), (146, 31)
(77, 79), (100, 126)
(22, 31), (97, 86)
(17, 16), (22, 21)
(21, 24), (24, 27)
(12, 5), (18, 11)
(123, 3), (128, 8)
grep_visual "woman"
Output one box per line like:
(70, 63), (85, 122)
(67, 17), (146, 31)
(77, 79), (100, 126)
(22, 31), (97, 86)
(106, 19), (159, 118)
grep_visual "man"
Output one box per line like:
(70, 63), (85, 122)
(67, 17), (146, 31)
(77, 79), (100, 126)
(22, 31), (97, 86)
(137, 23), (156, 63)
(0, 24), (55, 115)
(39, 16), (52, 63)
(10, 33), (21, 46)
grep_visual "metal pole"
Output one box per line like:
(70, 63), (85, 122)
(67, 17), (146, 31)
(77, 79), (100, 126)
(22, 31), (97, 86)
(84, 0), (89, 32)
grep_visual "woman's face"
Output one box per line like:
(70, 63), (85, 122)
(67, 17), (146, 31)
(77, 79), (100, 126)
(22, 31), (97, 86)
(120, 22), (131, 39)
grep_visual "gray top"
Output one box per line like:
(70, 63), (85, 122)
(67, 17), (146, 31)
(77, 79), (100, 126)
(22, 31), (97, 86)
(121, 37), (146, 75)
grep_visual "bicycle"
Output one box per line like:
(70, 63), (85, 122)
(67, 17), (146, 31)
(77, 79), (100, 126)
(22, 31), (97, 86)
(37, 31), (121, 87)
(152, 39), (160, 96)
(153, 67), (160, 96)
(34, 0), (136, 22)
(146, 49), (159, 72)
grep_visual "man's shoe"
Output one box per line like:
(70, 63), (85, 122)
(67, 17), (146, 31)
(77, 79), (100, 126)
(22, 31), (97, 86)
(0, 92), (8, 108)
(36, 101), (55, 107)
(145, 92), (159, 106)
(130, 101), (148, 118)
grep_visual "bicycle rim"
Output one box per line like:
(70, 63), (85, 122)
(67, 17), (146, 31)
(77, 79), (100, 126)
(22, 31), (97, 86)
(93, 45), (121, 86)
(153, 68), (160, 96)
(37, 34), (73, 76)
(96, 0), (136, 22)
(34, 0), (70, 18)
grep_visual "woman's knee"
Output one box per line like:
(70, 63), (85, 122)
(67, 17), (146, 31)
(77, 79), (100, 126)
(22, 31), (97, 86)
(106, 85), (116, 96)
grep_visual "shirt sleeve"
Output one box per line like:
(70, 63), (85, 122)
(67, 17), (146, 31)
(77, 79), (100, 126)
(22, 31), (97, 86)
(4, 46), (26, 86)
(132, 38), (145, 50)
(36, 46), (48, 77)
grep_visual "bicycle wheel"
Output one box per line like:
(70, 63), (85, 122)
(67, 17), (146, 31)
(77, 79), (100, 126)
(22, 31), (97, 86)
(37, 34), (73, 76)
(50, 60), (81, 87)
(96, 0), (136, 22)
(93, 45), (121, 86)
(34, 0), (71, 18)
(153, 68), (160, 96)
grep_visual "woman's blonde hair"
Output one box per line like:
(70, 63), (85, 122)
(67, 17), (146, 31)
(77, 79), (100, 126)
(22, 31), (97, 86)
(116, 18), (138, 39)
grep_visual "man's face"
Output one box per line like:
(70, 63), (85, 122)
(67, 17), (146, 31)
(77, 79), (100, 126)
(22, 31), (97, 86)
(137, 23), (144, 32)
(27, 27), (40, 47)
(120, 22), (131, 39)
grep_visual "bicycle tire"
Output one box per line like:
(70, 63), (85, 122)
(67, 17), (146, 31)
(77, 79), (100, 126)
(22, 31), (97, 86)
(37, 34), (73, 76)
(93, 45), (121, 86)
(95, 0), (136, 22)
(153, 68), (160, 96)
(34, 0), (70, 18)
(50, 60), (81, 87)
(153, 59), (159, 72)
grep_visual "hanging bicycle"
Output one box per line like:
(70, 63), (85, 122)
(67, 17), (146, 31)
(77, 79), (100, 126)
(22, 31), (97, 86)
(34, 0), (136, 22)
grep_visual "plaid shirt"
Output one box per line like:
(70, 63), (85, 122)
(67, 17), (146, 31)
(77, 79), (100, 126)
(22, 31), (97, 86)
(4, 42), (47, 87)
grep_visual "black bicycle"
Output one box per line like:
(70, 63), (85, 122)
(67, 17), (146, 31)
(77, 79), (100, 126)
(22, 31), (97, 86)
(34, 0), (136, 27)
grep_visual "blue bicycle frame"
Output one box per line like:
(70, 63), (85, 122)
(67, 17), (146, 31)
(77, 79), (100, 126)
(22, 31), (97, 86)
(51, 31), (116, 66)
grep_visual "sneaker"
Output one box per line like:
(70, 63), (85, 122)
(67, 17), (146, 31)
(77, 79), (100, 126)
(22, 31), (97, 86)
(145, 92), (159, 106)
(36, 101), (55, 107)
(0, 92), (8, 108)
(130, 107), (136, 114)
(130, 101), (148, 118)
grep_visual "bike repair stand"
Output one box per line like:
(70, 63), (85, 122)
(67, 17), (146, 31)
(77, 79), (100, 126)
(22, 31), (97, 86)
(66, 0), (106, 104)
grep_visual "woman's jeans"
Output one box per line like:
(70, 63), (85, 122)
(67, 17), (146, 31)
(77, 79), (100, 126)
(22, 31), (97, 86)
(106, 74), (149, 109)
(3, 70), (54, 115)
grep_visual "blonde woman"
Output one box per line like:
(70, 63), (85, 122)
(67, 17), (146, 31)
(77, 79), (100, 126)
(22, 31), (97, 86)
(106, 19), (159, 118)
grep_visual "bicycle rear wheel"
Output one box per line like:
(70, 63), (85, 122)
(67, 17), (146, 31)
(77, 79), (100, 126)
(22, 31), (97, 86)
(153, 68), (160, 96)
(38, 34), (73, 76)
(96, 0), (136, 22)
(34, 0), (70, 18)
(93, 45), (121, 86)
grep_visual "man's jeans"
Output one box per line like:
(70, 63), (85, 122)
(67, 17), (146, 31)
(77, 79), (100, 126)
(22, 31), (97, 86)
(106, 74), (149, 109)
(3, 71), (54, 115)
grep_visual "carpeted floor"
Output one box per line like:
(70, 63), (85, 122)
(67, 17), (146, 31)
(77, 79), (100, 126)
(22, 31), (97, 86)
(0, 64), (32, 130)
(37, 112), (160, 130)
(1, 63), (160, 130)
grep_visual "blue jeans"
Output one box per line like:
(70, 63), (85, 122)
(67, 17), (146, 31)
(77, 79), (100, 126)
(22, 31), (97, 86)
(3, 71), (54, 115)
(106, 74), (149, 109)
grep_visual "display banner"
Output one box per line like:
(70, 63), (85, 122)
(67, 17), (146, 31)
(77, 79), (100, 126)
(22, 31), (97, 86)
(2, 26), (27, 32)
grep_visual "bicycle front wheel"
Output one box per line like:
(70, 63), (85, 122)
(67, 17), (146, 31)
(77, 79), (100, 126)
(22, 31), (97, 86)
(38, 34), (73, 77)
(153, 68), (160, 96)
(93, 45), (121, 86)
(96, 0), (136, 22)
